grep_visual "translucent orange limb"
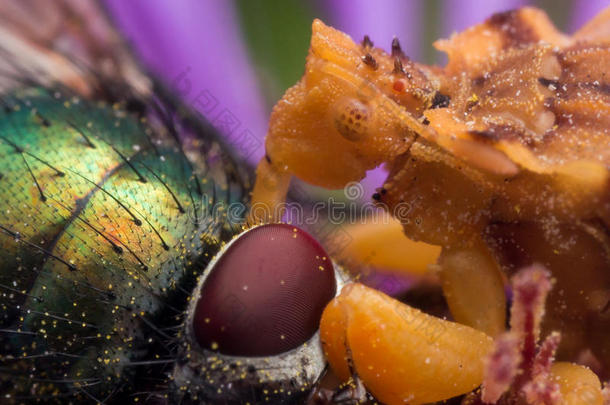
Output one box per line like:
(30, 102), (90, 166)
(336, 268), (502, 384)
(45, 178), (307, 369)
(247, 158), (291, 223)
(336, 216), (441, 277)
(320, 283), (494, 405)
(438, 244), (507, 337)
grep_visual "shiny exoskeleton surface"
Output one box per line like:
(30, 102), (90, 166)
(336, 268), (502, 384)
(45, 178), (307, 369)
(0, 87), (248, 403)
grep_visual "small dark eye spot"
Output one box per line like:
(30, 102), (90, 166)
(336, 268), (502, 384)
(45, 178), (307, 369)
(334, 99), (370, 142)
(362, 53), (378, 70)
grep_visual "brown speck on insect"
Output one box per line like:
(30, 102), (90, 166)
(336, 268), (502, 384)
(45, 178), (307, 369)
(361, 53), (378, 70)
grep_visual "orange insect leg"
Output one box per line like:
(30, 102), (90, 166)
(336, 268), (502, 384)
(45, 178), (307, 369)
(320, 283), (494, 404)
(336, 216), (441, 277)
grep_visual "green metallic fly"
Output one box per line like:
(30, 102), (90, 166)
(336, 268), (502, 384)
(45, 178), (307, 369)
(0, 2), (342, 404)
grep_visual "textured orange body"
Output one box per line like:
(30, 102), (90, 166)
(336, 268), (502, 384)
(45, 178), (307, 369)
(550, 362), (604, 405)
(251, 6), (610, 404)
(320, 283), (494, 404)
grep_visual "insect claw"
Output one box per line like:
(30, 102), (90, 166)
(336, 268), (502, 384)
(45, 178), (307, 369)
(306, 385), (334, 405)
(361, 53), (378, 70)
(331, 373), (367, 404)
(391, 37), (405, 59)
(361, 35), (373, 49)
(393, 57), (405, 75)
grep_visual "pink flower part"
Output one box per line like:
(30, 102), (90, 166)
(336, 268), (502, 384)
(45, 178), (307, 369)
(510, 265), (552, 342)
(522, 332), (562, 405)
(532, 332), (561, 378)
(482, 332), (521, 404)
(510, 265), (553, 388)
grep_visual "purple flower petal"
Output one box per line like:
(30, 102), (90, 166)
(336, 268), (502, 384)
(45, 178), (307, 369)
(569, 0), (609, 32)
(104, 0), (268, 162)
(323, 0), (422, 59)
(441, 0), (529, 37)
(361, 269), (415, 297)
(357, 167), (386, 201)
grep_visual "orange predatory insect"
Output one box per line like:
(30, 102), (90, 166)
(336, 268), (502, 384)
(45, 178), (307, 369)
(249, 6), (610, 405)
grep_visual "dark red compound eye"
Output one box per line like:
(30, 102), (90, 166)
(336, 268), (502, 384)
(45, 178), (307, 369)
(192, 224), (336, 357)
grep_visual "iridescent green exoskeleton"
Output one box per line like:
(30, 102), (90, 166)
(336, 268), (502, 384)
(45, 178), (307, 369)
(0, 86), (249, 403)
(0, 3), (342, 404)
